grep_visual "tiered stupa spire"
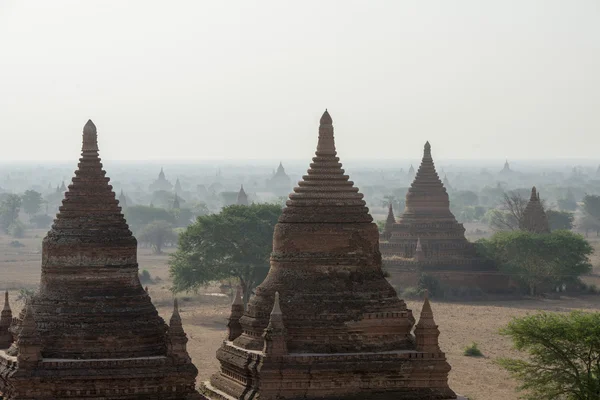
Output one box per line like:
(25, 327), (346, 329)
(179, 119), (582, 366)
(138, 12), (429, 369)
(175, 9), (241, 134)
(414, 290), (441, 353)
(0, 120), (200, 399)
(520, 186), (550, 234)
(0, 292), (12, 348)
(383, 202), (395, 240)
(226, 287), (244, 341)
(204, 111), (455, 400)
(380, 141), (504, 294)
(236, 185), (249, 206)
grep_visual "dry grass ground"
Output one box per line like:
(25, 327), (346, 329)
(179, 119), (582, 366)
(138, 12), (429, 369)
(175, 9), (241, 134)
(2, 229), (600, 400)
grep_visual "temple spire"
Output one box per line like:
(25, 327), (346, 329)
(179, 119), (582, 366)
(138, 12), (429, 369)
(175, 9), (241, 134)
(167, 298), (191, 362)
(383, 203), (395, 240)
(262, 292), (288, 356)
(424, 141), (432, 158)
(82, 119), (98, 152)
(16, 301), (43, 368)
(237, 185), (249, 206)
(520, 186), (550, 233)
(227, 287), (244, 341)
(316, 109), (336, 155)
(0, 291), (12, 348)
(414, 290), (441, 353)
(530, 186), (538, 201)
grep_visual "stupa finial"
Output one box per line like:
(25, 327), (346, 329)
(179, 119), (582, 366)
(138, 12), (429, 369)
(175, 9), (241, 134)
(2, 291), (9, 312)
(424, 141), (432, 158)
(530, 186), (538, 201)
(317, 110), (336, 154)
(82, 119), (98, 152)
(227, 287), (245, 341)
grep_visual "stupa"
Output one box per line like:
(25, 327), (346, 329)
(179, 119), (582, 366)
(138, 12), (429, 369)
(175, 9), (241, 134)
(202, 111), (456, 400)
(236, 185), (249, 206)
(500, 160), (512, 174)
(149, 167), (173, 192)
(520, 187), (550, 233)
(266, 162), (292, 196)
(175, 178), (183, 194)
(0, 120), (200, 400)
(382, 202), (395, 240)
(381, 142), (503, 292)
(118, 189), (128, 208)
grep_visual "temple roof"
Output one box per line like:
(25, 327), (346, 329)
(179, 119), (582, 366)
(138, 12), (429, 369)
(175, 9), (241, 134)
(520, 186), (550, 234)
(45, 120), (134, 245)
(279, 110), (371, 223)
(401, 141), (454, 220)
(236, 185), (249, 206)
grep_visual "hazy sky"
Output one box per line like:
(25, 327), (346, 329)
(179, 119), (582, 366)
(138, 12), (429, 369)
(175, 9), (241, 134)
(1, 1), (598, 161)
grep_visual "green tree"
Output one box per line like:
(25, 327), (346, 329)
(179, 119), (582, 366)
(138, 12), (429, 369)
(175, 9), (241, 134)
(124, 205), (175, 233)
(497, 311), (600, 400)
(170, 203), (282, 304)
(480, 230), (592, 296)
(21, 190), (43, 218)
(137, 220), (177, 254)
(557, 189), (578, 211)
(580, 195), (600, 237)
(0, 194), (22, 233)
(452, 190), (479, 207)
(546, 210), (574, 231)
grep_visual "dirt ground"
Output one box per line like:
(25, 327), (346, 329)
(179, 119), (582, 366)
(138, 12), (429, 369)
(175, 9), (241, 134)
(2, 229), (600, 400)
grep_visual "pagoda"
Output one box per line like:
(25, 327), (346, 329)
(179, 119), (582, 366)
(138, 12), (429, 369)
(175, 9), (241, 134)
(266, 162), (292, 196)
(236, 185), (249, 206)
(149, 167), (173, 192)
(500, 160), (512, 174)
(118, 189), (128, 208)
(202, 111), (456, 400)
(0, 120), (200, 400)
(380, 142), (503, 292)
(520, 187), (550, 233)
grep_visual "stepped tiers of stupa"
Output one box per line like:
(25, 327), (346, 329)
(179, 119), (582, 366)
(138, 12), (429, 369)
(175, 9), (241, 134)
(202, 111), (457, 400)
(0, 121), (200, 400)
(520, 187), (550, 234)
(380, 142), (505, 292)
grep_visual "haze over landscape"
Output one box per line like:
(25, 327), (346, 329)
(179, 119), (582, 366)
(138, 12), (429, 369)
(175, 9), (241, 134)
(2, 2), (600, 400)
(1, 0), (599, 161)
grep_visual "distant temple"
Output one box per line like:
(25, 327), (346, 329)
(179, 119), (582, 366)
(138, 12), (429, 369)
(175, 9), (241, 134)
(202, 111), (457, 400)
(149, 167), (173, 192)
(266, 162), (292, 196)
(443, 174), (452, 191)
(236, 185), (249, 206)
(0, 121), (200, 399)
(408, 164), (415, 178)
(500, 160), (512, 174)
(173, 193), (181, 209)
(175, 178), (183, 194)
(381, 142), (505, 293)
(118, 189), (127, 208)
(520, 187), (550, 233)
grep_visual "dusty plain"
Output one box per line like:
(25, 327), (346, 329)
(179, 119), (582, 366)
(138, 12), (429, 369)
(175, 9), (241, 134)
(1, 227), (599, 400)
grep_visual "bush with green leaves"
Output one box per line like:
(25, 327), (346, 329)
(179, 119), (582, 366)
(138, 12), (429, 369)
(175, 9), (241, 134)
(463, 342), (483, 357)
(417, 273), (444, 299)
(497, 311), (600, 400)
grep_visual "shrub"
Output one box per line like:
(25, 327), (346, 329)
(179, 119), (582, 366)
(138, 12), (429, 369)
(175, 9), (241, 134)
(8, 221), (25, 238)
(139, 269), (154, 284)
(8, 240), (24, 248)
(463, 342), (484, 357)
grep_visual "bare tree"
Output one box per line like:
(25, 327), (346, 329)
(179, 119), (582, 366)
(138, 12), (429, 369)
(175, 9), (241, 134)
(488, 191), (547, 232)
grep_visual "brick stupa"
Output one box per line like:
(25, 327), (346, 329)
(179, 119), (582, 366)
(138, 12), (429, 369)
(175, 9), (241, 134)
(202, 111), (456, 400)
(0, 120), (200, 400)
(380, 142), (504, 292)
(520, 187), (550, 233)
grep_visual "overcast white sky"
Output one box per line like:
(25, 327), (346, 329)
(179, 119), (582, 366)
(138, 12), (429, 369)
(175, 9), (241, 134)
(0, 0), (598, 162)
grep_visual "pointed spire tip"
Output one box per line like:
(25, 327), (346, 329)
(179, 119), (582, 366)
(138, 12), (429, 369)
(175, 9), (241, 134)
(320, 109), (332, 125)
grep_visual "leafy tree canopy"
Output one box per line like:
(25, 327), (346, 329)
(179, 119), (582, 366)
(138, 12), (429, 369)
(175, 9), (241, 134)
(546, 210), (574, 231)
(138, 220), (177, 254)
(498, 311), (600, 400)
(170, 203), (282, 303)
(124, 205), (175, 233)
(0, 194), (22, 233)
(21, 190), (43, 217)
(478, 230), (592, 295)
